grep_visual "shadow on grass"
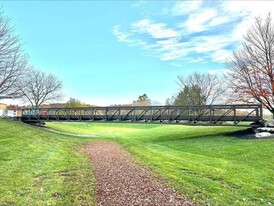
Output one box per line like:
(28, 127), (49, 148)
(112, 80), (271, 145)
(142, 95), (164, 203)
(148, 128), (256, 144)
(224, 128), (256, 139)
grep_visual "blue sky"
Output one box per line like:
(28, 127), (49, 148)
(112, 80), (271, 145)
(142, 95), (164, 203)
(2, 1), (273, 106)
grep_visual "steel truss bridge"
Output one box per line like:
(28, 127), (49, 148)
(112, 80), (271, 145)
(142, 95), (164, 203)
(21, 104), (263, 125)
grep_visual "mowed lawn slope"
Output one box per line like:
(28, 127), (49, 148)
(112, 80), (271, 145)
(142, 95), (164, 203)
(0, 119), (95, 206)
(48, 122), (274, 206)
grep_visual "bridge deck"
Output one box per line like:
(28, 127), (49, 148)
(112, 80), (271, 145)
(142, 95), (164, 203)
(21, 104), (263, 125)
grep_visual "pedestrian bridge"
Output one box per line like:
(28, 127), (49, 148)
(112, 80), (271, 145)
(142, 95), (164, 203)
(21, 104), (263, 125)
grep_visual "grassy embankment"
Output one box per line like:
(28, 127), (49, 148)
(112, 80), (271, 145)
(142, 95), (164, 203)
(47, 122), (274, 206)
(0, 119), (96, 206)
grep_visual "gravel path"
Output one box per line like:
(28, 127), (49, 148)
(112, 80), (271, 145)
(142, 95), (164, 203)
(84, 141), (193, 206)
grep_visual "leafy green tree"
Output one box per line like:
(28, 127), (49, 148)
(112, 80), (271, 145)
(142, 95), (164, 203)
(174, 85), (206, 106)
(177, 72), (224, 105)
(165, 97), (175, 106)
(65, 97), (83, 108)
(132, 94), (151, 106)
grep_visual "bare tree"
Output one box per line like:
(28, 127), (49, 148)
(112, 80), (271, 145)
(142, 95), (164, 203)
(177, 72), (225, 105)
(18, 69), (63, 108)
(0, 10), (28, 99)
(226, 13), (274, 114)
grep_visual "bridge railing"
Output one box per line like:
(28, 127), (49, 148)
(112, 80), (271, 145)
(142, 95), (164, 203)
(21, 104), (263, 125)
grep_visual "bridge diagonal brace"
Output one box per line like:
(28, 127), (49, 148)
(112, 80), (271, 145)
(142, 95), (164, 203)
(108, 109), (120, 121)
(171, 108), (188, 122)
(214, 108), (233, 123)
(192, 108), (210, 123)
(154, 108), (168, 121)
(54, 109), (61, 121)
(73, 109), (81, 120)
(83, 109), (92, 120)
(237, 109), (256, 123)
(169, 109), (177, 116)
(136, 109), (150, 121)
(122, 109), (134, 121)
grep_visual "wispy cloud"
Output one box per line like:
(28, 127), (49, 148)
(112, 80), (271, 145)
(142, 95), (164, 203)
(208, 16), (230, 27)
(131, 19), (181, 39)
(171, 1), (202, 16)
(112, 25), (132, 43)
(112, 25), (148, 48)
(112, 1), (274, 66)
(210, 49), (232, 63)
(131, 0), (147, 8)
(181, 8), (218, 33)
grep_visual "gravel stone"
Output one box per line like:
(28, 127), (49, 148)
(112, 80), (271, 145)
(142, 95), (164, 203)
(84, 141), (194, 206)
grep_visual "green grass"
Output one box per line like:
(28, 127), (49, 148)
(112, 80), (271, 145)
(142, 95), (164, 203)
(47, 122), (274, 206)
(0, 119), (96, 206)
(1, 119), (274, 206)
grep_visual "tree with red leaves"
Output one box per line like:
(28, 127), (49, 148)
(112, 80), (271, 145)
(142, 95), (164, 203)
(227, 13), (274, 115)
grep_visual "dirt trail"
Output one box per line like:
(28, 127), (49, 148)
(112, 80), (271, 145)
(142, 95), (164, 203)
(84, 141), (193, 206)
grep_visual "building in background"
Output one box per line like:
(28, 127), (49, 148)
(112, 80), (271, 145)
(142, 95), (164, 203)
(0, 103), (17, 117)
(0, 103), (7, 116)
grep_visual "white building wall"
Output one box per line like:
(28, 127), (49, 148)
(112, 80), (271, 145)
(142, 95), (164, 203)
(0, 109), (17, 117)
(0, 109), (4, 117)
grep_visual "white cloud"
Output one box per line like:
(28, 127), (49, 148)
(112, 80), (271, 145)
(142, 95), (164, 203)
(170, 62), (183, 68)
(131, 19), (181, 39)
(158, 41), (193, 61)
(112, 25), (132, 43)
(210, 49), (232, 63)
(113, 1), (274, 65)
(161, 49), (186, 61)
(113, 18), (189, 62)
(193, 35), (232, 53)
(156, 38), (179, 45)
(172, 0), (202, 16)
(188, 57), (205, 63)
(112, 25), (149, 48)
(208, 16), (230, 27)
(182, 8), (217, 33)
(223, 1), (274, 17)
(223, 1), (274, 42)
(131, 0), (147, 8)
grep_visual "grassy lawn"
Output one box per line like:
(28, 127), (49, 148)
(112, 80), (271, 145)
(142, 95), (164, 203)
(0, 119), (96, 206)
(47, 122), (274, 206)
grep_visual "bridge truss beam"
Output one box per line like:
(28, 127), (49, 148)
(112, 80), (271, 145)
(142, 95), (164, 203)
(21, 104), (263, 125)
